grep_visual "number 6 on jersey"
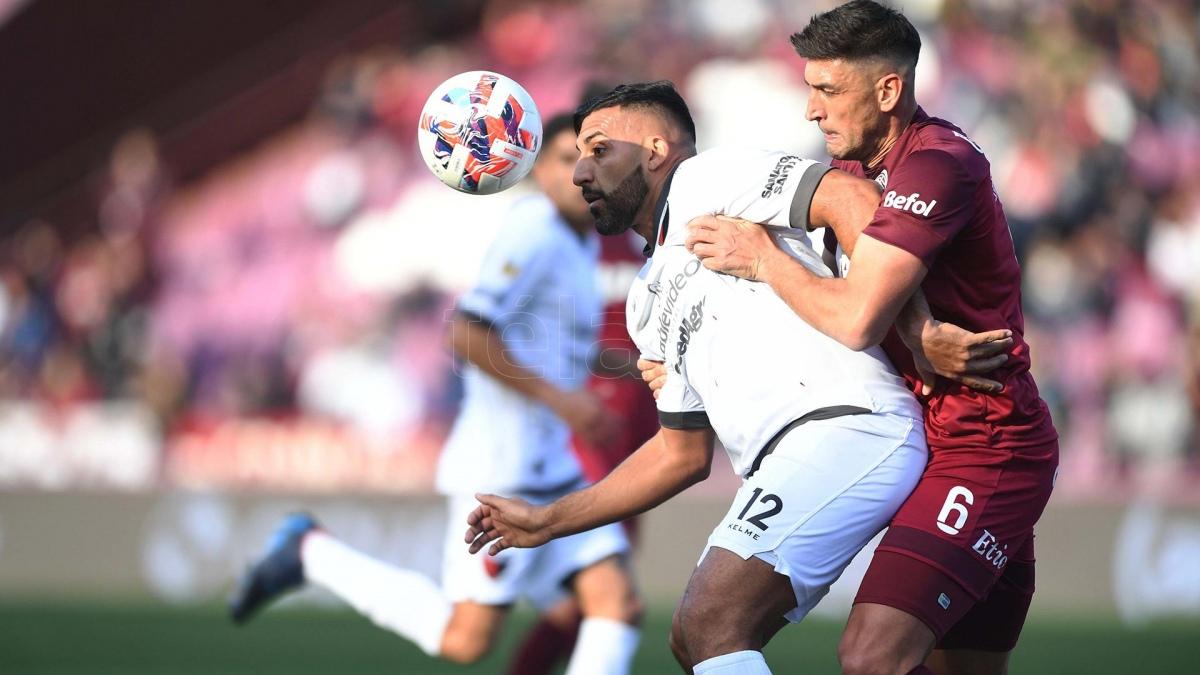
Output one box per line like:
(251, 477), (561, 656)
(936, 485), (974, 535)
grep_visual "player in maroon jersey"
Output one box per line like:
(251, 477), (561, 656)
(681, 2), (1059, 674)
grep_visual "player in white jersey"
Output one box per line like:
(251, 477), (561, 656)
(465, 83), (925, 675)
(230, 115), (641, 675)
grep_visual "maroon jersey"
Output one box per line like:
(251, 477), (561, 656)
(573, 231), (658, 488)
(831, 107), (1056, 451)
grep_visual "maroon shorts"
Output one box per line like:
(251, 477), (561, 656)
(855, 439), (1058, 651)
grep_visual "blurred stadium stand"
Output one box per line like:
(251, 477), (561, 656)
(0, 0), (1198, 624)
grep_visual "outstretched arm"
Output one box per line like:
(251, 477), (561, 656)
(465, 425), (715, 555)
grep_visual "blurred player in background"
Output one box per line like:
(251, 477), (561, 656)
(505, 226), (657, 675)
(229, 114), (641, 675)
(504, 83), (659, 675)
(685, 2), (1060, 674)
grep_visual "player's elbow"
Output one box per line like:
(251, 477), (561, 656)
(446, 312), (489, 360)
(681, 449), (712, 485)
(663, 444), (711, 486)
(838, 315), (887, 352)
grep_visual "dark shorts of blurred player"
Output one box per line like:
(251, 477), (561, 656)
(855, 438), (1059, 651)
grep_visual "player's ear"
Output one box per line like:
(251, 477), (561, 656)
(877, 72), (903, 113)
(646, 136), (671, 171)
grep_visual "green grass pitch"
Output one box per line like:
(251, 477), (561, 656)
(2, 602), (1196, 674)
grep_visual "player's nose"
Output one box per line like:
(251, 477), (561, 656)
(805, 96), (823, 122)
(572, 158), (592, 187)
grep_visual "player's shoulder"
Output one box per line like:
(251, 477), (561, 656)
(495, 193), (569, 250)
(676, 147), (818, 188)
(907, 114), (990, 176)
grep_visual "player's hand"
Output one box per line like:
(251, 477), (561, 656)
(685, 215), (777, 281)
(465, 493), (551, 555)
(902, 319), (1012, 395)
(637, 358), (666, 400)
(552, 389), (617, 447)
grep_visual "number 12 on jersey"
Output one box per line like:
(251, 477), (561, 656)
(737, 487), (783, 530)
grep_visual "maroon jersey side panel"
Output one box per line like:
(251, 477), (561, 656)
(833, 109), (1056, 451)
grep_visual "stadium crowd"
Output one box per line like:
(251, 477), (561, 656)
(1, 0), (1197, 496)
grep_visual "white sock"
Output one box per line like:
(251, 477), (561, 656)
(301, 531), (451, 656)
(563, 617), (640, 675)
(694, 650), (772, 674)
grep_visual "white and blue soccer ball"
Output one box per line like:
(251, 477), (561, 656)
(417, 70), (542, 195)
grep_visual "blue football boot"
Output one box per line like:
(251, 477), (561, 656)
(229, 512), (318, 624)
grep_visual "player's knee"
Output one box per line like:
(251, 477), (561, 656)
(620, 581), (646, 625)
(668, 604), (691, 671)
(678, 588), (750, 658)
(438, 630), (493, 665)
(575, 558), (643, 625)
(438, 612), (500, 665)
(838, 632), (903, 675)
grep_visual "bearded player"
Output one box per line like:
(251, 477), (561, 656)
(685, 3), (1059, 674)
(465, 81), (1013, 675)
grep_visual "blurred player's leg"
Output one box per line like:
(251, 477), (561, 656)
(300, 530), (458, 657)
(504, 598), (580, 675)
(562, 555), (641, 675)
(435, 601), (509, 664)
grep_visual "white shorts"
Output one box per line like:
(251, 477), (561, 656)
(703, 412), (926, 623)
(442, 488), (630, 611)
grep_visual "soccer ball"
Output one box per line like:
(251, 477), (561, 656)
(417, 70), (542, 195)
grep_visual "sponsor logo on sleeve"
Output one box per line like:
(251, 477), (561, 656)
(760, 155), (801, 198)
(882, 190), (938, 217)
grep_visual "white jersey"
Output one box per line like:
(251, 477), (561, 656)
(437, 194), (600, 496)
(626, 148), (922, 475)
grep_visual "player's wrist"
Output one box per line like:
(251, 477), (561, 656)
(532, 381), (566, 410)
(540, 501), (565, 540)
(755, 246), (792, 285)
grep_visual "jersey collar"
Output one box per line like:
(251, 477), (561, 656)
(642, 164), (679, 257)
(866, 106), (929, 181)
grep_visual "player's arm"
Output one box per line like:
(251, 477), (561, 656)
(807, 172), (1011, 390)
(590, 345), (643, 381)
(688, 155), (1013, 354)
(449, 311), (556, 404)
(447, 312), (613, 445)
(806, 169), (880, 257)
(465, 425), (715, 554)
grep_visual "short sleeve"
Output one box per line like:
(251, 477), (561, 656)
(670, 149), (830, 231)
(861, 149), (976, 267)
(656, 369), (709, 430)
(457, 207), (557, 325)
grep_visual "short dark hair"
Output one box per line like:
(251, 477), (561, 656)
(542, 112), (576, 144)
(573, 81), (696, 142)
(790, 1), (920, 72)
